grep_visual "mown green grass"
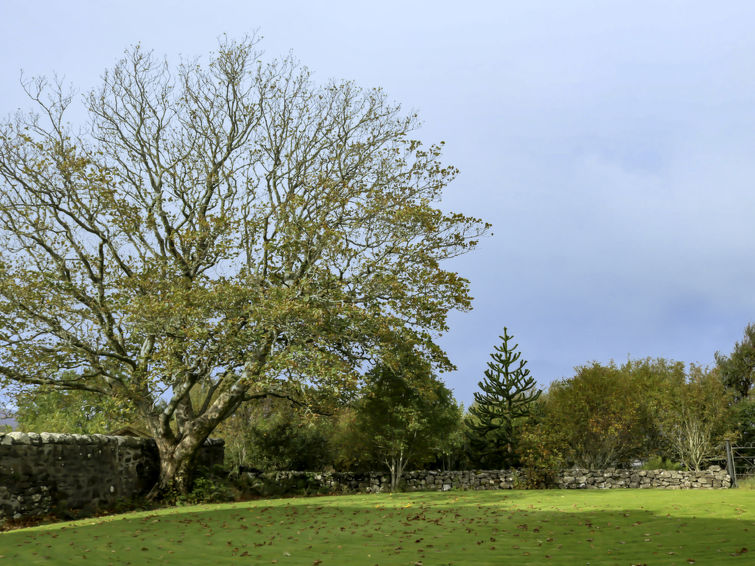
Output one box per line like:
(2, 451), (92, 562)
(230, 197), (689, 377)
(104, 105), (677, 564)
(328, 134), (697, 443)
(1, 489), (753, 565)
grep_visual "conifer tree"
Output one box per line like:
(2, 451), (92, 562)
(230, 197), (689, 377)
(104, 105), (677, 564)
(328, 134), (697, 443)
(467, 328), (541, 468)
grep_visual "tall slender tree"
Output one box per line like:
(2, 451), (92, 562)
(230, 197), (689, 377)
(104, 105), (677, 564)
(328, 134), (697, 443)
(467, 328), (541, 468)
(355, 353), (461, 491)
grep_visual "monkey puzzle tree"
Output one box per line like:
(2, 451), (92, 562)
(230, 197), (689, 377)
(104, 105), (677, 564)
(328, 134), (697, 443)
(0, 37), (488, 495)
(467, 328), (541, 468)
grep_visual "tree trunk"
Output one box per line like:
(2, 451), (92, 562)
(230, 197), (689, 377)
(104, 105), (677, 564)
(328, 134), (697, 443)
(148, 433), (206, 499)
(142, 375), (250, 500)
(387, 449), (409, 492)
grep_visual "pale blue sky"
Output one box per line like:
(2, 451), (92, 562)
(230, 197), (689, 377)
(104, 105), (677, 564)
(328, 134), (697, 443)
(2, 1), (754, 406)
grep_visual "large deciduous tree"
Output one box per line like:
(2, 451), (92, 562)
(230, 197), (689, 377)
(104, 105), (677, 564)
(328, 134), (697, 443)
(544, 361), (660, 469)
(0, 37), (487, 494)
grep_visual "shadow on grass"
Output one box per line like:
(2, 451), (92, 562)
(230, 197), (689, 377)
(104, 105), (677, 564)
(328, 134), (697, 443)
(0, 490), (753, 565)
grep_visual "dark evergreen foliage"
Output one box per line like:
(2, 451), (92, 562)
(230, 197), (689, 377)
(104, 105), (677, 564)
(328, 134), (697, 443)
(716, 323), (755, 401)
(467, 328), (541, 468)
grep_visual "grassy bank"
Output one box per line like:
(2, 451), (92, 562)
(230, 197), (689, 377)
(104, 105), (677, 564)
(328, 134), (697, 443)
(1, 489), (753, 565)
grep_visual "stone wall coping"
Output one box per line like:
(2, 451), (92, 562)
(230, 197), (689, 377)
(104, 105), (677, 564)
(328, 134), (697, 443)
(243, 466), (727, 475)
(0, 432), (223, 446)
(240, 467), (731, 493)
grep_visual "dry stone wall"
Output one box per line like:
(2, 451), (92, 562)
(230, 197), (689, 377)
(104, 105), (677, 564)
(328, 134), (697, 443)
(558, 467), (731, 489)
(1, 429), (729, 525)
(241, 466), (731, 495)
(0, 432), (224, 523)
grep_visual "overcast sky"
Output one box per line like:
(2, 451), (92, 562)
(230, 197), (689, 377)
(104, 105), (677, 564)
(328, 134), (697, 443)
(2, 1), (754, 406)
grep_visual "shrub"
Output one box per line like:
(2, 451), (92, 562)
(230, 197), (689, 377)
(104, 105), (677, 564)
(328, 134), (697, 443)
(174, 472), (237, 506)
(516, 417), (565, 488)
(640, 456), (683, 471)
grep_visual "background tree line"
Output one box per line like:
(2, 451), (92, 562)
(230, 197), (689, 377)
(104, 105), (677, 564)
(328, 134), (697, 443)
(12, 323), (754, 488)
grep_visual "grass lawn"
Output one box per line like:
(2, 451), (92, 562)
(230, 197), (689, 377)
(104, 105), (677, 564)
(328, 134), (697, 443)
(1, 489), (753, 565)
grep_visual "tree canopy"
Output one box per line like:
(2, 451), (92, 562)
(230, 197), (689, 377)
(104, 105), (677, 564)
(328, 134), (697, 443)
(354, 354), (461, 491)
(0, 37), (488, 493)
(543, 359), (680, 468)
(535, 358), (733, 471)
(716, 322), (755, 401)
(14, 384), (133, 435)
